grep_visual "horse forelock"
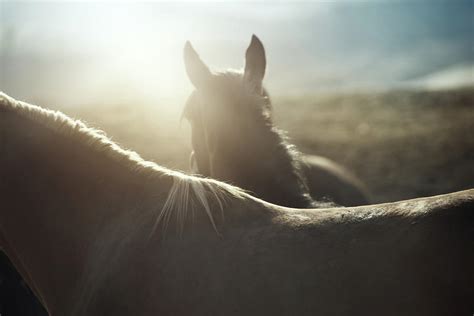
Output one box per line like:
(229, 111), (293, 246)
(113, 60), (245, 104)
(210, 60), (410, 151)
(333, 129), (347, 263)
(183, 70), (271, 121)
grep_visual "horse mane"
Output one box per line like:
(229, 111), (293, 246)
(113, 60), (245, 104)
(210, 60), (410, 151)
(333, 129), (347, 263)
(184, 71), (316, 208)
(0, 92), (252, 315)
(0, 92), (247, 235)
(245, 98), (315, 207)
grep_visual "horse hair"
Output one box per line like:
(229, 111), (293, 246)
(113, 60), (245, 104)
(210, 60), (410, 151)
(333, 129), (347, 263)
(0, 92), (247, 237)
(183, 71), (321, 208)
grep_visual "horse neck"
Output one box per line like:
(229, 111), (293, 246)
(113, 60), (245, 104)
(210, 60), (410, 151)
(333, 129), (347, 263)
(0, 111), (172, 315)
(226, 108), (313, 208)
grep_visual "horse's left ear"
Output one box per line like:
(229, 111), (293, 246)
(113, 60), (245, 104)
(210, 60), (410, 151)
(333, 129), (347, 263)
(184, 41), (212, 89)
(244, 35), (266, 93)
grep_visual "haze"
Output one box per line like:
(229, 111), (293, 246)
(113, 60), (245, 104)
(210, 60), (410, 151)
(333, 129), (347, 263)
(1, 1), (472, 106)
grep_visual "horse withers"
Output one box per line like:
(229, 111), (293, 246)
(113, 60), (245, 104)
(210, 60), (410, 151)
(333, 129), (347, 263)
(183, 35), (370, 208)
(0, 92), (472, 315)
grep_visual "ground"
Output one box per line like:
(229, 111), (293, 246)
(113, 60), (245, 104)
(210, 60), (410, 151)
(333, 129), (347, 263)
(56, 87), (474, 204)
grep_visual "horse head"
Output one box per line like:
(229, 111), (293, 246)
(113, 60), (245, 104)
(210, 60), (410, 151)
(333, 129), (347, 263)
(182, 35), (271, 180)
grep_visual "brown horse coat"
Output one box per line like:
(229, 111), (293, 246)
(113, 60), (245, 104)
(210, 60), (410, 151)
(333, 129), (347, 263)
(0, 93), (473, 315)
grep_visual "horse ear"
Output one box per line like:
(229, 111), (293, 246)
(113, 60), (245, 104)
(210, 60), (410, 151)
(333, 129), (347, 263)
(244, 35), (266, 93)
(184, 41), (212, 89)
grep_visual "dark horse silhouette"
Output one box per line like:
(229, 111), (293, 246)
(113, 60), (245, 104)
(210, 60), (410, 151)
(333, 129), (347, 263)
(183, 35), (370, 208)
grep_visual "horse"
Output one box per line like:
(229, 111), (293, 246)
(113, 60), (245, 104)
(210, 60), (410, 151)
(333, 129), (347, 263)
(0, 92), (473, 315)
(183, 35), (370, 208)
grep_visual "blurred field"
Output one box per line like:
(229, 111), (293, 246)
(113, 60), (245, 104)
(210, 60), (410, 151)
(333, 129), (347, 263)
(50, 87), (474, 204)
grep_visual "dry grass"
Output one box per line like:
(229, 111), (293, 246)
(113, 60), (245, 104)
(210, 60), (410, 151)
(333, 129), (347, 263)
(53, 87), (474, 204)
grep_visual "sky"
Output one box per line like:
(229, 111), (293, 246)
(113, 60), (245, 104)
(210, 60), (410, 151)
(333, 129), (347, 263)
(1, 1), (473, 105)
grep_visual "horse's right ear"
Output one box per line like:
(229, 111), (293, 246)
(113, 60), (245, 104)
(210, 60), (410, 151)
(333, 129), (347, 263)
(184, 41), (212, 89)
(244, 35), (266, 94)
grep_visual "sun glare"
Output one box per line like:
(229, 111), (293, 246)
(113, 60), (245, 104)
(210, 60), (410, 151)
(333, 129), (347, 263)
(1, 1), (472, 106)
